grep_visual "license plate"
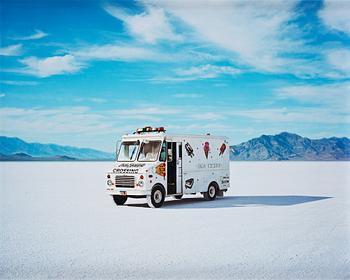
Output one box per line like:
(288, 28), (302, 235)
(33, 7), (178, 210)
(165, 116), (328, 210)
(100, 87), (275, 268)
(120, 191), (127, 196)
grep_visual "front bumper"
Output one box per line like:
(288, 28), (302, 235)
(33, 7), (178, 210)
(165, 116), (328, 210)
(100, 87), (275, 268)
(106, 186), (151, 196)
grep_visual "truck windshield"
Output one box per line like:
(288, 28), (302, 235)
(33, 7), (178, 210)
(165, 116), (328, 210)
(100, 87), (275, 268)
(138, 140), (161, 162)
(117, 141), (139, 161)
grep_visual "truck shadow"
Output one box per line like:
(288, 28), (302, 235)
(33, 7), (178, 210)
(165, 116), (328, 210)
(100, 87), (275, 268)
(126, 195), (331, 209)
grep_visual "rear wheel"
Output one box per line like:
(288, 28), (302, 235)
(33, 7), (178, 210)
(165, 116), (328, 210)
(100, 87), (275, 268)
(112, 195), (128, 206)
(203, 184), (217, 201)
(147, 185), (165, 208)
(173, 194), (183, 199)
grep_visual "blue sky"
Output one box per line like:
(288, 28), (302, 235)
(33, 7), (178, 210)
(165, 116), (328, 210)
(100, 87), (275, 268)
(1, 0), (350, 151)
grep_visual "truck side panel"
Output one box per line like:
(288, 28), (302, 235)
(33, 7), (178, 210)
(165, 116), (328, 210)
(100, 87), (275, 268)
(179, 136), (229, 194)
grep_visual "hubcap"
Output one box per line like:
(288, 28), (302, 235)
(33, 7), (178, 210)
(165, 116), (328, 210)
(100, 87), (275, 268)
(154, 190), (162, 203)
(209, 186), (215, 197)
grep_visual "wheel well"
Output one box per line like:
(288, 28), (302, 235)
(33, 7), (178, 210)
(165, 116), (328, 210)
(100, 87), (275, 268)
(153, 183), (166, 195)
(209, 181), (219, 190)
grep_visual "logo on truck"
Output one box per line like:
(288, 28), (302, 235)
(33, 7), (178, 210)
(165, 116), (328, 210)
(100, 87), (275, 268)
(155, 163), (166, 177)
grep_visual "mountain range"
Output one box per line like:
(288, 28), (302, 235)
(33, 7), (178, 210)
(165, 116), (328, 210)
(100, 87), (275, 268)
(0, 136), (114, 161)
(230, 132), (350, 161)
(1, 133), (349, 161)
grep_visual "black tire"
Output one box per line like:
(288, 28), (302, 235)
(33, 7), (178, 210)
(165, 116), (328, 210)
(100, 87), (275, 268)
(112, 195), (128, 205)
(147, 185), (165, 208)
(173, 194), (183, 199)
(203, 183), (217, 201)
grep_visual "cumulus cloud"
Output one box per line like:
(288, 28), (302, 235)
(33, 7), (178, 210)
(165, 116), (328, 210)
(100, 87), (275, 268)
(0, 44), (23, 56)
(104, 4), (181, 43)
(18, 55), (84, 78)
(319, 0), (350, 36)
(12, 29), (48, 40)
(146, 0), (302, 72)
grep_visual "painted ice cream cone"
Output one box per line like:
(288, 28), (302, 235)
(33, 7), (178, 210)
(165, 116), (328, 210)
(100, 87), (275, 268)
(219, 143), (226, 155)
(204, 142), (210, 159)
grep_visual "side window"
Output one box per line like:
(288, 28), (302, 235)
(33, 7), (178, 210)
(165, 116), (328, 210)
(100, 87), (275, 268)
(167, 142), (173, 162)
(159, 141), (167, 162)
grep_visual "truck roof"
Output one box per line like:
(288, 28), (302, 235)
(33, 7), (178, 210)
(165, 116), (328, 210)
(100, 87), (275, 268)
(122, 132), (227, 141)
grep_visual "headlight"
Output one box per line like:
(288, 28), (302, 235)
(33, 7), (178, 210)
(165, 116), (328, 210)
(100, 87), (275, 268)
(113, 168), (117, 173)
(107, 180), (113, 186)
(137, 181), (144, 187)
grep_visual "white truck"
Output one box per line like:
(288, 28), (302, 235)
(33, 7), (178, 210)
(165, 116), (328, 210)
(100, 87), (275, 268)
(106, 127), (230, 208)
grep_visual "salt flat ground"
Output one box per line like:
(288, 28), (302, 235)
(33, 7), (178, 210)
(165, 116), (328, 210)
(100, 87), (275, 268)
(0, 162), (349, 280)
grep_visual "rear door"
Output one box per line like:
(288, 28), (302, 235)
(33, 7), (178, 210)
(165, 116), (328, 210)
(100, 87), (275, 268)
(176, 143), (183, 194)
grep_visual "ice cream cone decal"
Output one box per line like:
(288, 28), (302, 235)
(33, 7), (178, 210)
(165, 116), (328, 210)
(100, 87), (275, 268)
(185, 178), (194, 189)
(203, 142), (210, 159)
(219, 143), (226, 155)
(185, 142), (194, 157)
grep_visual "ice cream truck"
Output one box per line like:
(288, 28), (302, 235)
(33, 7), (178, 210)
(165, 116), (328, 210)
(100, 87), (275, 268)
(106, 127), (230, 208)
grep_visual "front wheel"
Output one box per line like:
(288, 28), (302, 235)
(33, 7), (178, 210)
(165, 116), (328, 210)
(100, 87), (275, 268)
(112, 195), (128, 206)
(147, 185), (165, 208)
(203, 184), (217, 201)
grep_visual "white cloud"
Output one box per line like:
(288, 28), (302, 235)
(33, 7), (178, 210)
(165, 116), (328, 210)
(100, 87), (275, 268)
(276, 82), (350, 109)
(325, 48), (350, 76)
(190, 112), (224, 120)
(154, 64), (241, 82)
(0, 44), (22, 56)
(73, 44), (163, 61)
(114, 106), (182, 120)
(12, 29), (48, 40)
(0, 105), (183, 140)
(230, 107), (350, 124)
(176, 64), (241, 78)
(18, 55), (84, 78)
(104, 4), (181, 44)
(74, 97), (106, 104)
(147, 0), (302, 72)
(87, 98), (106, 103)
(173, 93), (203, 98)
(0, 80), (39, 86)
(319, 0), (350, 36)
(0, 107), (112, 135)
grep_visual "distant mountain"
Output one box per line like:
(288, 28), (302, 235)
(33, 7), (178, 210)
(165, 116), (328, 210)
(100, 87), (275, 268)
(0, 136), (114, 161)
(2, 133), (349, 162)
(230, 132), (350, 161)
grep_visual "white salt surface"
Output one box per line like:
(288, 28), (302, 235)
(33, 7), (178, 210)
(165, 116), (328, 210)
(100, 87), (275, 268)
(1, 162), (349, 279)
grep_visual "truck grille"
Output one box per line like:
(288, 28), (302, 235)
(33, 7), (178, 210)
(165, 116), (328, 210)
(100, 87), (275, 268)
(115, 175), (135, 188)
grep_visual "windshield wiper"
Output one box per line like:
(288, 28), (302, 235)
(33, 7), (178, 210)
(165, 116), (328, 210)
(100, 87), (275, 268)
(130, 147), (137, 160)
